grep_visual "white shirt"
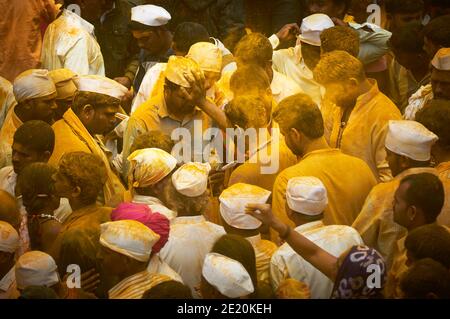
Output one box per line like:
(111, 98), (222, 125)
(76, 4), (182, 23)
(131, 63), (166, 114)
(147, 254), (183, 283)
(159, 215), (225, 297)
(132, 194), (177, 221)
(270, 221), (364, 299)
(271, 70), (303, 104)
(272, 46), (324, 106)
(41, 9), (105, 76)
(0, 267), (17, 299)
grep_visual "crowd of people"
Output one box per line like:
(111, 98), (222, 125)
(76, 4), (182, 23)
(1, 0), (450, 299)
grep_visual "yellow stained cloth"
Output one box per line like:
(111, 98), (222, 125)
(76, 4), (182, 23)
(436, 161), (450, 227)
(352, 167), (439, 269)
(272, 149), (377, 242)
(48, 69), (77, 100)
(384, 236), (407, 299)
(324, 80), (402, 182)
(41, 9), (105, 76)
(49, 109), (125, 204)
(186, 42), (222, 73)
(228, 137), (298, 191)
(109, 270), (172, 299)
(122, 92), (211, 177)
(0, 76), (17, 129)
(246, 235), (277, 286)
(0, 105), (23, 147)
(165, 56), (201, 88)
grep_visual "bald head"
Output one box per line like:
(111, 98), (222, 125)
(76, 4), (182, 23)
(0, 190), (21, 231)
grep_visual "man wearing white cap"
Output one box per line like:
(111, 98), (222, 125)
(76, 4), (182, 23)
(159, 162), (225, 298)
(353, 120), (442, 269)
(123, 56), (213, 176)
(404, 48), (450, 120)
(49, 75), (128, 205)
(201, 253), (255, 299)
(127, 148), (178, 221)
(130, 4), (174, 93)
(218, 183), (277, 286)
(41, 1), (105, 76)
(99, 220), (172, 299)
(131, 41), (227, 119)
(0, 69), (57, 148)
(0, 221), (20, 299)
(270, 176), (363, 299)
(314, 51), (402, 182)
(48, 69), (78, 121)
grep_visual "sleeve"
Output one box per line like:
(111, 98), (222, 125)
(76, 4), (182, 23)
(271, 172), (296, 242)
(131, 64), (164, 114)
(352, 23), (392, 66)
(124, 55), (140, 84)
(351, 191), (381, 249)
(63, 37), (91, 76)
(270, 253), (289, 291)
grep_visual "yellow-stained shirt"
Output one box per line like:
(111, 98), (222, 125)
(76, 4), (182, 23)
(0, 76), (16, 129)
(384, 236), (408, 299)
(272, 148), (377, 242)
(352, 167), (438, 269)
(246, 234), (278, 286)
(325, 80), (402, 182)
(49, 109), (125, 205)
(109, 270), (172, 299)
(436, 161), (450, 227)
(228, 136), (298, 191)
(0, 105), (23, 149)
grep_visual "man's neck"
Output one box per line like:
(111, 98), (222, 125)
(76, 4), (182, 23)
(303, 137), (331, 156)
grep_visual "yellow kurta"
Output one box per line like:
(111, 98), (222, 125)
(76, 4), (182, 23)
(384, 236), (408, 299)
(272, 148), (377, 241)
(49, 109), (125, 205)
(436, 161), (450, 227)
(0, 76), (16, 129)
(0, 105), (23, 147)
(228, 137), (298, 191)
(246, 234), (278, 286)
(108, 271), (172, 299)
(352, 167), (438, 269)
(325, 80), (402, 182)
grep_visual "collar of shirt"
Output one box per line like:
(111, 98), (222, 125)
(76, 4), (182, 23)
(172, 215), (206, 225)
(0, 267), (15, 293)
(157, 94), (203, 125)
(294, 220), (324, 234)
(352, 79), (380, 113)
(62, 9), (95, 36)
(301, 148), (342, 161)
(436, 161), (450, 176)
(394, 167), (438, 181)
(245, 234), (262, 247)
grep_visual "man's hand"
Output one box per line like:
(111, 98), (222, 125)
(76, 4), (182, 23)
(331, 17), (349, 27)
(245, 203), (275, 226)
(276, 23), (300, 44)
(180, 70), (207, 107)
(80, 269), (101, 293)
(114, 77), (132, 89)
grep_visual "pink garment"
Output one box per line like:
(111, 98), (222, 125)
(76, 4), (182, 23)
(111, 202), (170, 253)
(0, 0), (58, 81)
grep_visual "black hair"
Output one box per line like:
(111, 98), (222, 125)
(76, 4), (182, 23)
(423, 14), (450, 47)
(13, 120), (55, 154)
(416, 99), (450, 150)
(400, 173), (444, 223)
(172, 22), (210, 54)
(389, 21), (425, 53)
(273, 93), (325, 139)
(386, 0), (425, 14)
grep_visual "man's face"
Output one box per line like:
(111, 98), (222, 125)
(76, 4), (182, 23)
(392, 50), (422, 72)
(132, 29), (163, 55)
(204, 71), (221, 91)
(29, 93), (58, 125)
(83, 104), (122, 135)
(386, 148), (402, 177)
(391, 12), (423, 31)
(431, 68), (450, 100)
(164, 83), (196, 116)
(324, 81), (359, 110)
(55, 97), (73, 121)
(11, 142), (46, 175)
(393, 181), (412, 228)
(308, 0), (345, 19)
